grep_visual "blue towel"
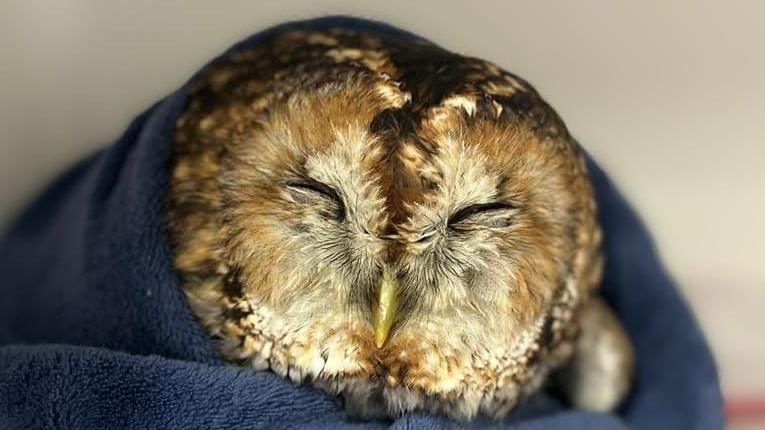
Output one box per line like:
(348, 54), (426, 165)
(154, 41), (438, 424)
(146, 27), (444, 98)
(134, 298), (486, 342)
(0, 17), (723, 430)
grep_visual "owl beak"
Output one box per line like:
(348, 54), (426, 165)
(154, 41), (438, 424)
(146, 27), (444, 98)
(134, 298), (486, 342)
(373, 269), (399, 348)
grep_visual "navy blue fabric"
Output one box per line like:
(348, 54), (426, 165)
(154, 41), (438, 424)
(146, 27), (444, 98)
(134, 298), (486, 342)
(0, 16), (723, 430)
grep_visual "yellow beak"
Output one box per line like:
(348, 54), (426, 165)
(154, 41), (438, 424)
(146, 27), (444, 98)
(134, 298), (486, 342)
(373, 269), (399, 348)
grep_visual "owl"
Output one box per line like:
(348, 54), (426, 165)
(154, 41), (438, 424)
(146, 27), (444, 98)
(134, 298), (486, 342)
(166, 28), (634, 421)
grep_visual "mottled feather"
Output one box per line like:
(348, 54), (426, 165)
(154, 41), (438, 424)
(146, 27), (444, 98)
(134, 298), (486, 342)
(166, 28), (631, 421)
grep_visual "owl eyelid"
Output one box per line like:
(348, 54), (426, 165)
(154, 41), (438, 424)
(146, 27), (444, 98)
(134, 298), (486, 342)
(448, 202), (517, 226)
(286, 179), (346, 216)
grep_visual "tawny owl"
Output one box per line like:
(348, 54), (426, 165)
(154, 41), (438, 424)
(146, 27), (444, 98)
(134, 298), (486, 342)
(166, 28), (634, 421)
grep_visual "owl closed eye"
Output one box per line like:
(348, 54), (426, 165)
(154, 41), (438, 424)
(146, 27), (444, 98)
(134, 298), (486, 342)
(448, 202), (518, 230)
(168, 28), (634, 421)
(286, 180), (346, 221)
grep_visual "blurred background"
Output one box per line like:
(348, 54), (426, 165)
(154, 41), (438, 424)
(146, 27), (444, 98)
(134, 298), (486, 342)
(1, 1), (762, 427)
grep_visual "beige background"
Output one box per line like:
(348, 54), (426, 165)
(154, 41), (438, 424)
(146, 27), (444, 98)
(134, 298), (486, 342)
(1, 0), (763, 406)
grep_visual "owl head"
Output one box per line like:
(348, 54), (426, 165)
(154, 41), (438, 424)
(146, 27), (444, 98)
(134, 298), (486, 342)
(168, 29), (602, 420)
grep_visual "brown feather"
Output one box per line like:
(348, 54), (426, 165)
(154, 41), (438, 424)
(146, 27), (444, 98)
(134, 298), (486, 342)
(166, 28), (623, 421)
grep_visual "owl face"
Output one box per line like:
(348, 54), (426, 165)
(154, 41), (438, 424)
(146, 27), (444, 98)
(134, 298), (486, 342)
(169, 30), (601, 420)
